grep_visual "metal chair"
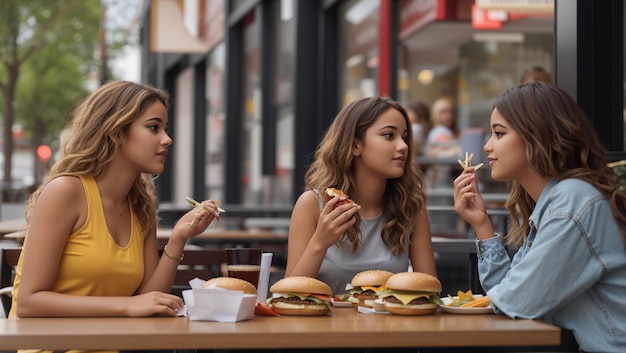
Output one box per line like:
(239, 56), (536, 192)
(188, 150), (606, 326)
(0, 247), (21, 318)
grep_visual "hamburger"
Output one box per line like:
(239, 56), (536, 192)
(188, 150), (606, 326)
(201, 277), (257, 295)
(325, 187), (355, 207)
(266, 276), (333, 316)
(377, 272), (443, 316)
(347, 270), (394, 309)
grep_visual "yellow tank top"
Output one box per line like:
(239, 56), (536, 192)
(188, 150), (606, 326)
(10, 175), (145, 316)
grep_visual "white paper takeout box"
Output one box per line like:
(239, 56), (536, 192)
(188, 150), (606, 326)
(182, 278), (257, 322)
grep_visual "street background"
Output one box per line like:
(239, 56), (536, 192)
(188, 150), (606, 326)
(1, 202), (25, 222)
(0, 202), (25, 317)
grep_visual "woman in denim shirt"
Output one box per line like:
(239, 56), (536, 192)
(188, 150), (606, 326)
(453, 82), (626, 352)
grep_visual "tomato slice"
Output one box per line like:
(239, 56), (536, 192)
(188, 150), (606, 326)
(255, 302), (279, 316)
(311, 293), (332, 302)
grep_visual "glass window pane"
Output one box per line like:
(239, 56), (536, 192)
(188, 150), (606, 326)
(339, 0), (380, 105)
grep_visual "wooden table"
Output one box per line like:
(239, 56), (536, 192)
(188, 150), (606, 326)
(4, 228), (287, 244)
(0, 307), (561, 351)
(156, 228), (287, 241)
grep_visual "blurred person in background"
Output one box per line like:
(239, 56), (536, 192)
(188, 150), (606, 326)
(286, 96), (437, 295)
(10, 81), (220, 321)
(453, 82), (626, 352)
(405, 100), (431, 158)
(425, 96), (461, 188)
(520, 66), (552, 84)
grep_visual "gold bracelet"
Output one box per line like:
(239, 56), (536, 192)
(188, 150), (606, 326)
(163, 245), (184, 262)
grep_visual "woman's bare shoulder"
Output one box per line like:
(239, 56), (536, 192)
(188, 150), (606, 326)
(294, 189), (322, 209)
(37, 176), (84, 206)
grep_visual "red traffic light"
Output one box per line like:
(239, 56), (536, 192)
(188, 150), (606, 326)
(37, 144), (52, 163)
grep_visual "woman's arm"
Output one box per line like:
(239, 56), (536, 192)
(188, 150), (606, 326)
(138, 200), (221, 293)
(453, 170), (495, 239)
(15, 177), (219, 318)
(16, 177), (181, 318)
(286, 190), (360, 277)
(409, 211), (437, 277)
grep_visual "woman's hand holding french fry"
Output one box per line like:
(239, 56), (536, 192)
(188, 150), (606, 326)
(453, 152), (495, 239)
(457, 151), (483, 172)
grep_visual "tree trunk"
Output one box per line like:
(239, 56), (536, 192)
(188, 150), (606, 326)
(2, 64), (18, 199)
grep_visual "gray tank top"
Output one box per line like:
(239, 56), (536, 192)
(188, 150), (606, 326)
(314, 190), (410, 295)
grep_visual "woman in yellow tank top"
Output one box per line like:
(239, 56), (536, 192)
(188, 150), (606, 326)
(10, 81), (221, 324)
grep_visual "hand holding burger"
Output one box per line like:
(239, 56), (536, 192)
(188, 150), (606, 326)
(377, 272), (443, 315)
(347, 270), (393, 309)
(266, 276), (333, 316)
(325, 187), (356, 208)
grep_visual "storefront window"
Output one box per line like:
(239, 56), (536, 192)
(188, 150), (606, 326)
(339, 0), (380, 105)
(398, 1), (553, 130)
(206, 42), (226, 201)
(622, 1), (626, 151)
(241, 10), (260, 204)
(271, 0), (295, 204)
(397, 0), (553, 192)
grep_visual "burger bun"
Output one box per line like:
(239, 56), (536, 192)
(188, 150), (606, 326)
(269, 276), (332, 296)
(202, 277), (257, 295)
(383, 302), (439, 316)
(350, 270), (393, 287)
(270, 302), (331, 316)
(385, 272), (441, 293)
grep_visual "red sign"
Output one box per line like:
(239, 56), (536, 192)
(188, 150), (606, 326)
(398, 0), (438, 40)
(471, 4), (503, 29)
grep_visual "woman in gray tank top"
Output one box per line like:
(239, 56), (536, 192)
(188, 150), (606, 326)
(285, 96), (437, 296)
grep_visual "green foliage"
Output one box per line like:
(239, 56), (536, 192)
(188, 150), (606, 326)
(1, 1), (126, 185)
(16, 44), (92, 143)
(0, 0), (100, 79)
(0, 0), (117, 185)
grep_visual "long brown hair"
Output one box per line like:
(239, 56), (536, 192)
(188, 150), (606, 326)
(494, 82), (626, 248)
(305, 96), (427, 254)
(25, 81), (170, 235)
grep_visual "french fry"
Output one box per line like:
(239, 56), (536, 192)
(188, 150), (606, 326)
(460, 296), (490, 308)
(446, 290), (476, 306)
(185, 196), (226, 213)
(458, 152), (483, 172)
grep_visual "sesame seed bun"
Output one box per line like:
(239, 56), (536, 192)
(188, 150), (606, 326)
(269, 276), (332, 296)
(202, 277), (257, 295)
(350, 270), (394, 287)
(385, 272), (442, 293)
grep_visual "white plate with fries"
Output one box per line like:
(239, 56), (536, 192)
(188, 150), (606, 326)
(439, 295), (494, 315)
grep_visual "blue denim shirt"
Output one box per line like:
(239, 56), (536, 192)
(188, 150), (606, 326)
(477, 179), (626, 353)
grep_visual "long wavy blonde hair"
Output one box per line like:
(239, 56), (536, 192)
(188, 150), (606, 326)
(495, 82), (626, 249)
(305, 96), (427, 254)
(24, 80), (170, 235)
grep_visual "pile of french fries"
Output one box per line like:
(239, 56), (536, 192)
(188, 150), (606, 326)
(446, 290), (491, 308)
